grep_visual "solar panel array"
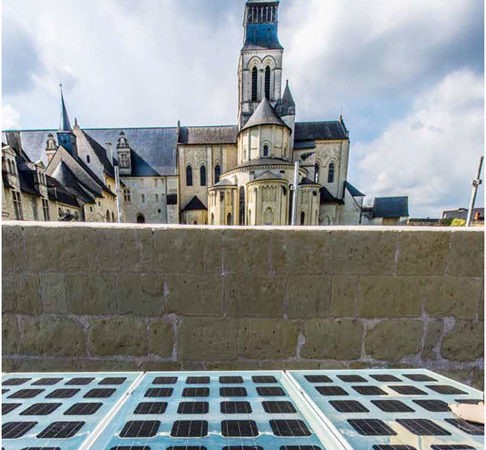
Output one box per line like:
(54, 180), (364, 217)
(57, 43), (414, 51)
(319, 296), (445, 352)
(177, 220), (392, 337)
(2, 369), (483, 450)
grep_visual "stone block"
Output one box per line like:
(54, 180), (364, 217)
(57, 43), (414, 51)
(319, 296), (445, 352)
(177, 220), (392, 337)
(1, 358), (16, 372)
(20, 316), (86, 357)
(40, 272), (68, 313)
(223, 229), (271, 274)
(301, 319), (363, 360)
(205, 361), (264, 371)
(330, 275), (358, 317)
(225, 273), (286, 317)
(441, 320), (483, 361)
(447, 231), (484, 277)
(117, 272), (165, 316)
(358, 276), (424, 318)
(287, 275), (331, 318)
(88, 317), (148, 356)
(365, 319), (423, 361)
(2, 315), (20, 354)
(149, 319), (175, 357)
(260, 360), (322, 370)
(329, 230), (397, 275)
(422, 319), (444, 360)
(140, 361), (182, 371)
(177, 317), (237, 361)
(425, 276), (481, 319)
(471, 368), (484, 391)
(238, 319), (299, 359)
(397, 231), (450, 275)
(2, 273), (42, 314)
(165, 274), (223, 316)
(2, 224), (26, 273)
(66, 272), (117, 315)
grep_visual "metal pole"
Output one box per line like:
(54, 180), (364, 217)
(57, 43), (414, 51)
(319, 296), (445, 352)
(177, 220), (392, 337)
(291, 161), (299, 225)
(466, 156), (483, 227)
(114, 165), (122, 223)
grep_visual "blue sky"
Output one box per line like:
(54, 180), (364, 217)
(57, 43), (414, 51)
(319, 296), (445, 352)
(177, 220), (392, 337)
(2, 0), (484, 217)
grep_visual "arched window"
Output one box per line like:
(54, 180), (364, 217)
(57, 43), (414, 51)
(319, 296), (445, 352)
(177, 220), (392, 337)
(211, 213), (214, 225)
(215, 165), (221, 183)
(328, 162), (335, 183)
(200, 165), (206, 186)
(227, 213), (233, 226)
(86, 155), (90, 163)
(252, 67), (258, 101)
(112, 212), (115, 222)
(263, 144), (269, 157)
(137, 214), (145, 223)
(186, 165), (193, 186)
(264, 207), (273, 225)
(106, 210), (110, 222)
(300, 212), (305, 225)
(265, 66), (271, 99)
(239, 186), (245, 225)
(314, 163), (320, 183)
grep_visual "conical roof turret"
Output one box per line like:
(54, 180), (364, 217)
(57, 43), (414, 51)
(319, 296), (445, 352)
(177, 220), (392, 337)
(240, 97), (289, 132)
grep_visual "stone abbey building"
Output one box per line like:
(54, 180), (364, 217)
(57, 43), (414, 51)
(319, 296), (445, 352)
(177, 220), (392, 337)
(3, 0), (365, 225)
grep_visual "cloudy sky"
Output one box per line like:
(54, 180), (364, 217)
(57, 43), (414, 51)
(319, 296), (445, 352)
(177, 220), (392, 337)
(3, 0), (484, 217)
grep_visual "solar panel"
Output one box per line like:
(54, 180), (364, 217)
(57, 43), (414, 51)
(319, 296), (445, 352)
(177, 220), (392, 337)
(396, 418), (451, 436)
(413, 399), (450, 412)
(20, 403), (62, 415)
(445, 418), (484, 435)
(371, 399), (414, 413)
(348, 418), (397, 436)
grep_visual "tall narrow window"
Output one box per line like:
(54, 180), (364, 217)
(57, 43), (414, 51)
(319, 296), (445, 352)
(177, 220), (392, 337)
(86, 155), (90, 163)
(12, 191), (23, 220)
(265, 66), (271, 99)
(42, 199), (50, 221)
(314, 163), (320, 183)
(239, 186), (246, 225)
(227, 213), (233, 226)
(186, 165), (193, 186)
(215, 165), (221, 184)
(200, 165), (206, 186)
(252, 67), (258, 101)
(263, 144), (269, 157)
(106, 210), (110, 222)
(300, 212), (305, 225)
(124, 189), (131, 203)
(328, 162), (335, 183)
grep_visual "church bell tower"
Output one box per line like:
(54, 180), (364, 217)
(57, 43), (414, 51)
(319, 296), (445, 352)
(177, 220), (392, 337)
(238, 0), (284, 128)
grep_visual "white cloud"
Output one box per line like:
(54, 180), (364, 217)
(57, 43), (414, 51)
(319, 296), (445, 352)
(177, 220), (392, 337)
(2, 104), (21, 129)
(352, 70), (484, 217)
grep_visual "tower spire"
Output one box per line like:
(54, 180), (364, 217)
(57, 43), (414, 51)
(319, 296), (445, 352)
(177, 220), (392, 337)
(59, 83), (72, 132)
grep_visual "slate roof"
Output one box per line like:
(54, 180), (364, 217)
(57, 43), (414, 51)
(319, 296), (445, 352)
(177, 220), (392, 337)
(81, 131), (115, 178)
(442, 207), (484, 220)
(276, 81), (296, 117)
(299, 177), (318, 186)
(254, 170), (282, 181)
(345, 181), (365, 197)
(241, 98), (289, 132)
(179, 126), (238, 145)
(183, 195), (207, 211)
(294, 121), (348, 141)
(214, 179), (236, 187)
(243, 23), (283, 50)
(320, 186), (343, 205)
(51, 161), (97, 204)
(373, 196), (409, 218)
(47, 175), (80, 207)
(59, 88), (72, 132)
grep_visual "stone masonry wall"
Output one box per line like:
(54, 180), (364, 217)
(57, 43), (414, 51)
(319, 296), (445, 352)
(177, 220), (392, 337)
(2, 222), (484, 389)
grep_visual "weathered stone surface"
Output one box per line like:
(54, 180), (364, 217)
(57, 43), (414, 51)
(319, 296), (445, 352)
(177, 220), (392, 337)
(165, 274), (223, 316)
(365, 320), (422, 361)
(2, 315), (20, 354)
(238, 319), (299, 359)
(66, 272), (117, 315)
(397, 231), (450, 275)
(422, 319), (444, 360)
(471, 368), (484, 391)
(358, 276), (424, 318)
(88, 317), (148, 356)
(261, 360), (322, 370)
(40, 272), (68, 313)
(117, 273), (165, 316)
(425, 276), (481, 319)
(205, 360), (264, 371)
(3, 273), (41, 314)
(178, 317), (237, 361)
(448, 231), (484, 277)
(140, 361), (182, 371)
(2, 224), (26, 272)
(1, 359), (16, 372)
(225, 274), (286, 317)
(287, 275), (331, 318)
(441, 320), (483, 361)
(330, 275), (358, 317)
(11, 358), (139, 372)
(149, 319), (174, 357)
(329, 230), (397, 274)
(223, 229), (271, 274)
(301, 319), (363, 360)
(20, 317), (86, 356)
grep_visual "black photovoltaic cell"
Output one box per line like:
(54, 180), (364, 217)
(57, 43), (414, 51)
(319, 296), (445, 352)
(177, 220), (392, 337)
(46, 389), (80, 399)
(37, 421), (85, 438)
(186, 377), (210, 384)
(315, 386), (348, 396)
(84, 388), (116, 398)
(396, 419), (451, 436)
(304, 375), (332, 383)
(431, 446), (476, 450)
(329, 400), (369, 413)
(252, 376), (278, 384)
(168, 447), (207, 450)
(220, 387), (247, 397)
(110, 447), (150, 450)
(2, 421), (37, 438)
(221, 420), (259, 437)
(120, 420), (160, 438)
(3, 378), (31, 386)
(20, 447), (62, 450)
(389, 385), (427, 395)
(223, 447), (263, 450)
(280, 447), (322, 450)
(99, 377), (127, 385)
(373, 446), (417, 450)
(352, 386), (388, 396)
(182, 388), (209, 397)
(21, 403), (62, 416)
(178, 402), (209, 414)
(64, 402), (103, 415)
(153, 376), (178, 385)
(2, 403), (21, 414)
(347, 419), (397, 436)
(134, 402), (168, 415)
(413, 399), (450, 412)
(256, 387), (286, 397)
(426, 385), (468, 395)
(8, 389), (44, 399)
(444, 419), (484, 436)
(221, 401), (252, 414)
(403, 374), (437, 382)
(171, 420), (208, 437)
(32, 378), (63, 386)
(270, 420), (311, 437)
(220, 376), (244, 384)
(263, 401), (297, 414)
(2, 389), (9, 393)
(66, 377), (94, 385)
(145, 388), (173, 398)
(371, 400), (414, 413)
(370, 374), (402, 382)
(338, 375), (367, 383)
